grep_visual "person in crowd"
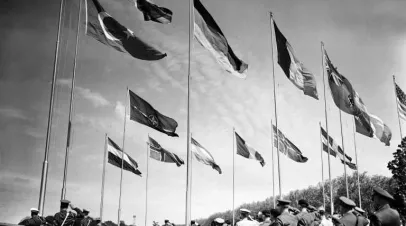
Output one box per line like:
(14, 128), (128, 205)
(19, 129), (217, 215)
(336, 196), (357, 226)
(54, 200), (83, 226)
(296, 199), (320, 226)
(162, 220), (171, 226)
(317, 207), (333, 226)
(271, 199), (298, 226)
(18, 208), (45, 226)
(257, 212), (264, 223)
(237, 209), (258, 226)
(269, 209), (279, 223)
(350, 207), (369, 226)
(259, 210), (272, 226)
(224, 220), (231, 226)
(212, 218), (225, 226)
(80, 209), (92, 226)
(369, 187), (401, 226)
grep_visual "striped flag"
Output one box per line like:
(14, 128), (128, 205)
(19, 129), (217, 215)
(107, 138), (142, 176)
(135, 0), (173, 24)
(272, 125), (308, 163)
(194, 0), (248, 78)
(191, 137), (222, 174)
(235, 132), (265, 166)
(395, 82), (406, 120)
(273, 21), (318, 100)
(148, 136), (184, 167)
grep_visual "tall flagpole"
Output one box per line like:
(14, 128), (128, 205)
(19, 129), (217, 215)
(339, 110), (349, 198)
(38, 0), (65, 215)
(271, 120), (275, 208)
(321, 42), (334, 215)
(185, 0), (194, 225)
(269, 12), (282, 198)
(61, 0), (82, 200)
(393, 75), (404, 138)
(100, 134), (108, 222)
(352, 119), (362, 208)
(118, 87), (129, 225)
(232, 127), (236, 226)
(319, 122), (326, 208)
(145, 140), (150, 226)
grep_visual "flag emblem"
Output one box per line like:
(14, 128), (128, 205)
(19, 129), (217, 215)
(148, 115), (159, 127)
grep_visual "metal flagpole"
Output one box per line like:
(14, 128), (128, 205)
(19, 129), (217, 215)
(269, 12), (282, 198)
(61, 0), (83, 200)
(145, 140), (150, 226)
(352, 119), (362, 208)
(185, 0), (194, 225)
(271, 120), (275, 208)
(321, 42), (334, 215)
(338, 110), (349, 198)
(118, 87), (129, 225)
(100, 134), (108, 222)
(393, 75), (404, 138)
(319, 122), (326, 208)
(232, 127), (236, 226)
(38, 0), (65, 215)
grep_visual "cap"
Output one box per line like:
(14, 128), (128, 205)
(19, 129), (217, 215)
(261, 210), (271, 217)
(318, 207), (325, 212)
(94, 218), (101, 221)
(83, 209), (90, 214)
(373, 187), (394, 200)
(276, 199), (291, 207)
(214, 218), (225, 224)
(240, 208), (250, 213)
(61, 200), (71, 204)
(298, 199), (309, 207)
(339, 196), (356, 207)
(191, 221), (195, 225)
(308, 205), (316, 211)
(30, 208), (39, 213)
(354, 207), (365, 214)
(165, 220), (170, 223)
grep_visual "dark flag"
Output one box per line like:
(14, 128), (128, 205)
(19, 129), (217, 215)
(235, 132), (265, 166)
(85, 0), (167, 60)
(272, 125), (308, 163)
(107, 137), (142, 176)
(341, 159), (357, 170)
(191, 137), (222, 174)
(194, 0), (248, 78)
(136, 0), (172, 24)
(129, 90), (179, 137)
(273, 21), (318, 100)
(395, 82), (406, 120)
(148, 136), (184, 166)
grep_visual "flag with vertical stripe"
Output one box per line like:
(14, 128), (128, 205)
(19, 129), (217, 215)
(235, 132), (265, 166)
(107, 137), (142, 176)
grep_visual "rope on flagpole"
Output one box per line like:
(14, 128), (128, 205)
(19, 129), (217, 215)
(100, 133), (108, 222)
(352, 119), (362, 208)
(271, 119), (276, 208)
(118, 87), (129, 225)
(339, 110), (349, 198)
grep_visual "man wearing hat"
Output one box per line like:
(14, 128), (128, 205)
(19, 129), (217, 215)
(318, 207), (333, 226)
(18, 208), (45, 226)
(352, 207), (369, 226)
(163, 220), (172, 226)
(296, 200), (320, 226)
(369, 187), (401, 226)
(80, 209), (92, 226)
(237, 209), (259, 226)
(336, 196), (357, 226)
(271, 199), (298, 226)
(259, 210), (272, 226)
(54, 200), (83, 226)
(212, 218), (225, 226)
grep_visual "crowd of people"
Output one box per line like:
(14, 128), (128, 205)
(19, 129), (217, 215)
(17, 187), (402, 226)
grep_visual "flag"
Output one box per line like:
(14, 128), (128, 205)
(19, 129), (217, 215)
(341, 159), (357, 170)
(272, 125), (308, 163)
(235, 132), (265, 166)
(148, 136), (184, 166)
(135, 0), (172, 24)
(194, 0), (248, 78)
(395, 82), (406, 120)
(320, 126), (353, 162)
(273, 21), (318, 100)
(355, 113), (392, 146)
(191, 137), (222, 174)
(107, 138), (142, 176)
(85, 0), (167, 61)
(129, 90), (179, 137)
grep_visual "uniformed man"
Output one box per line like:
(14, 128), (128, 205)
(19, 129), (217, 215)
(271, 199), (298, 226)
(296, 200), (319, 226)
(351, 207), (369, 226)
(269, 209), (279, 223)
(336, 196), (357, 226)
(259, 210), (272, 226)
(236, 209), (258, 226)
(369, 187), (401, 226)
(80, 209), (92, 226)
(54, 200), (83, 226)
(212, 218), (225, 226)
(163, 220), (171, 226)
(18, 208), (45, 226)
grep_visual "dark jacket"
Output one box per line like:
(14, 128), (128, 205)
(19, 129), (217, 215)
(369, 204), (401, 226)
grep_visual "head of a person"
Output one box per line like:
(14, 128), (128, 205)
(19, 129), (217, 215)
(224, 220), (231, 226)
(30, 208), (39, 217)
(318, 207), (325, 216)
(298, 199), (309, 210)
(60, 200), (70, 210)
(371, 187), (394, 209)
(212, 218), (224, 226)
(270, 209), (280, 222)
(276, 199), (290, 213)
(239, 209), (250, 219)
(164, 220), (170, 225)
(256, 211), (263, 222)
(83, 209), (90, 217)
(308, 205), (316, 213)
(354, 207), (366, 217)
(261, 210), (270, 221)
(338, 196), (356, 215)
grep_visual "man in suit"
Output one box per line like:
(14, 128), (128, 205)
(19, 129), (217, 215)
(369, 187), (401, 226)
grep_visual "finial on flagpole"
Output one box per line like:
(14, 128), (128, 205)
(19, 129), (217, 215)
(321, 41), (324, 47)
(269, 11), (273, 17)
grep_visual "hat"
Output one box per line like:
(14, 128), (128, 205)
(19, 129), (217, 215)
(165, 220), (170, 223)
(240, 208), (250, 213)
(298, 199), (309, 207)
(318, 207), (325, 212)
(214, 218), (224, 224)
(354, 207), (365, 214)
(191, 221), (195, 225)
(60, 200), (70, 208)
(308, 205), (316, 211)
(373, 187), (394, 201)
(276, 199), (291, 207)
(261, 210), (271, 217)
(94, 218), (101, 221)
(30, 208), (39, 213)
(339, 196), (356, 207)
(83, 209), (90, 214)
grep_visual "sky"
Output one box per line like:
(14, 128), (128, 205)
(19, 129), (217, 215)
(1, 0), (406, 224)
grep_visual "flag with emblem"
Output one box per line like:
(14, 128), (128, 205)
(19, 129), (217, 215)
(395, 81), (406, 120)
(129, 90), (179, 137)
(194, 0), (248, 78)
(235, 132), (265, 166)
(273, 21), (318, 100)
(107, 137), (142, 176)
(191, 137), (222, 174)
(148, 136), (184, 166)
(272, 125), (308, 163)
(135, 0), (172, 24)
(85, 0), (166, 61)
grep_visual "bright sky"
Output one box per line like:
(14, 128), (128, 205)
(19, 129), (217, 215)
(1, 0), (406, 224)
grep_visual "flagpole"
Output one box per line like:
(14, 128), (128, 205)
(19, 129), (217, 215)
(271, 119), (275, 208)
(118, 87), (129, 225)
(352, 119), (362, 208)
(232, 127), (235, 226)
(38, 0), (65, 215)
(393, 75), (404, 138)
(321, 42), (334, 215)
(145, 140), (150, 226)
(61, 0), (82, 200)
(185, 0), (194, 225)
(269, 12), (282, 199)
(339, 110), (349, 198)
(319, 122), (326, 208)
(100, 133), (108, 222)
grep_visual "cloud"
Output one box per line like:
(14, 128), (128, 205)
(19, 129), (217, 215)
(115, 101), (125, 118)
(57, 79), (110, 107)
(0, 107), (27, 120)
(24, 127), (45, 139)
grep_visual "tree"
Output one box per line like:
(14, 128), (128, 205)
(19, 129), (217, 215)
(387, 137), (406, 225)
